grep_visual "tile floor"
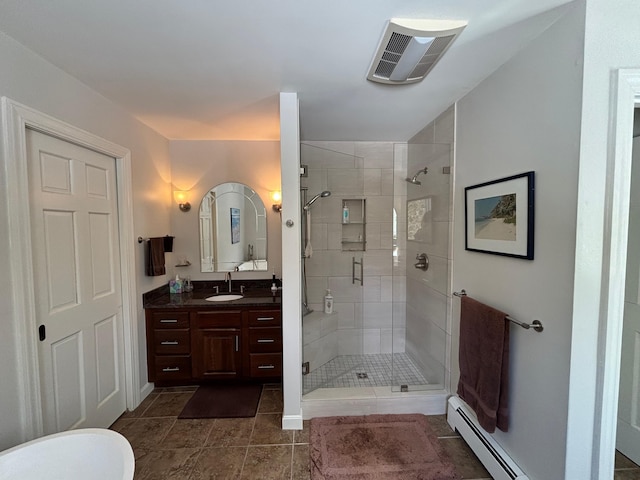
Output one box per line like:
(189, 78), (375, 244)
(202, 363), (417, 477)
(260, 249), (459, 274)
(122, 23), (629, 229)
(110, 385), (640, 479)
(302, 353), (430, 394)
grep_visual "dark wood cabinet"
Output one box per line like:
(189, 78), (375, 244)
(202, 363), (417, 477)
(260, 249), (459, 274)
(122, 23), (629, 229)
(146, 310), (192, 382)
(245, 309), (282, 378)
(192, 310), (242, 379)
(145, 304), (281, 385)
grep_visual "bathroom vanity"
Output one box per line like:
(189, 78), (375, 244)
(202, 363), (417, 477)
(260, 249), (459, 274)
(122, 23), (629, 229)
(144, 282), (281, 386)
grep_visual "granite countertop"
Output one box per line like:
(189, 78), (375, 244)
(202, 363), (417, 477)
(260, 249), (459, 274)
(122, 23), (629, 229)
(143, 279), (281, 309)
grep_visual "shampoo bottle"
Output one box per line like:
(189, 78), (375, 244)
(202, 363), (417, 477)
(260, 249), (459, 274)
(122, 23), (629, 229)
(342, 202), (350, 224)
(324, 289), (333, 314)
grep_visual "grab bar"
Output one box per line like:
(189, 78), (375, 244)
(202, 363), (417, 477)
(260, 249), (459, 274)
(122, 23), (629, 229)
(352, 257), (363, 286)
(453, 289), (543, 332)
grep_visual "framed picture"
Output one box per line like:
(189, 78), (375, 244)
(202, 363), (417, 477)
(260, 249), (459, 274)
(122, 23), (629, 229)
(465, 171), (534, 259)
(230, 207), (240, 244)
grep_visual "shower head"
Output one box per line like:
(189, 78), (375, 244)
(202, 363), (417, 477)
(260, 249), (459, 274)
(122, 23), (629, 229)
(304, 190), (331, 210)
(405, 167), (428, 185)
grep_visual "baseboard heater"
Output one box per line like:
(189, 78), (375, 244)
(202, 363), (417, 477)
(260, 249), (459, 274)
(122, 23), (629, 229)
(447, 397), (528, 480)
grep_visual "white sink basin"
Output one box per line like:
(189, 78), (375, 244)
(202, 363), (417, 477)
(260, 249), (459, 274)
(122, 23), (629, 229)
(205, 294), (244, 302)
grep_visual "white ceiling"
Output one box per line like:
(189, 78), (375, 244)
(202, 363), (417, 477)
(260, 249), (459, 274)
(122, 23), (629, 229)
(0, 0), (576, 141)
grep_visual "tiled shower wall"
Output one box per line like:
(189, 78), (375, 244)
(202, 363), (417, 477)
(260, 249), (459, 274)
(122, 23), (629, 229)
(403, 105), (455, 386)
(301, 105), (454, 385)
(301, 142), (400, 372)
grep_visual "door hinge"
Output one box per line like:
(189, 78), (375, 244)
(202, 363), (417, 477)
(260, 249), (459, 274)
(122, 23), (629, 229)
(302, 362), (310, 375)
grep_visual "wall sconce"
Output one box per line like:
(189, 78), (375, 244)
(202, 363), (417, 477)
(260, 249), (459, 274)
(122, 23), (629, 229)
(174, 190), (191, 212)
(271, 191), (282, 213)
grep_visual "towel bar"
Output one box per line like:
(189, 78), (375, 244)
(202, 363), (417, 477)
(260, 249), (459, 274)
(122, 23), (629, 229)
(453, 289), (544, 332)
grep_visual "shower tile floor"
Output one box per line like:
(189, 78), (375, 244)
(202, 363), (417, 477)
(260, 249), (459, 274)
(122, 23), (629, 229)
(302, 353), (429, 394)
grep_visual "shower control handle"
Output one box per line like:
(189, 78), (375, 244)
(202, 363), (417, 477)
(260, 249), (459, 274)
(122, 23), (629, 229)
(414, 253), (429, 271)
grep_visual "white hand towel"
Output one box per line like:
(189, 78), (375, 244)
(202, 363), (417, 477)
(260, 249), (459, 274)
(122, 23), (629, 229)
(305, 210), (313, 258)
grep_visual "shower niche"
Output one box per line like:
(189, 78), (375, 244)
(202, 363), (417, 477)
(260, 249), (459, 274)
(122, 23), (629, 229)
(341, 198), (366, 252)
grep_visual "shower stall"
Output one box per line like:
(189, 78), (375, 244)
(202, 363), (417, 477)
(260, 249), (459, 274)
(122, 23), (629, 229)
(300, 121), (454, 403)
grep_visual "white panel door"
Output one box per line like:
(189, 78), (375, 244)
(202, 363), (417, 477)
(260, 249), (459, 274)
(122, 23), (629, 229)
(618, 135), (640, 464)
(26, 129), (125, 434)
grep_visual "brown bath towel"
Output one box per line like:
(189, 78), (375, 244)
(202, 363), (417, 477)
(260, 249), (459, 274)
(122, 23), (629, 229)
(457, 295), (510, 433)
(146, 237), (166, 276)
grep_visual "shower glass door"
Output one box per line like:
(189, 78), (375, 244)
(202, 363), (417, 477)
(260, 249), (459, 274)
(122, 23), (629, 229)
(300, 143), (365, 395)
(391, 141), (452, 392)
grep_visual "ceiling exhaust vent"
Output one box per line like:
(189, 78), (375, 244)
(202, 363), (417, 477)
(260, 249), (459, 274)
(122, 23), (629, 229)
(367, 18), (467, 85)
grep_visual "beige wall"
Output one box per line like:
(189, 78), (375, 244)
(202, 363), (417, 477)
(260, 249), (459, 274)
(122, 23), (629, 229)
(0, 31), (171, 449)
(169, 140), (282, 282)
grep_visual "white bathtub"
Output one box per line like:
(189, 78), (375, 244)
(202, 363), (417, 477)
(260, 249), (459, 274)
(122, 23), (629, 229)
(0, 428), (134, 480)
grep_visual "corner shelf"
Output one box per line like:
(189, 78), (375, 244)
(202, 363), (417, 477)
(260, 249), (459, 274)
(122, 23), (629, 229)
(341, 198), (366, 252)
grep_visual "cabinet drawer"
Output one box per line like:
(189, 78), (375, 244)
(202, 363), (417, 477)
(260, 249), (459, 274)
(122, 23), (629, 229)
(248, 328), (282, 353)
(150, 310), (190, 329)
(247, 309), (281, 327)
(154, 355), (192, 380)
(154, 329), (190, 354)
(196, 310), (242, 328)
(249, 353), (282, 377)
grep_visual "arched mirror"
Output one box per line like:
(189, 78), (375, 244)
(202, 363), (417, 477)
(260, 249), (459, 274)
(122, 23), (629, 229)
(199, 182), (267, 272)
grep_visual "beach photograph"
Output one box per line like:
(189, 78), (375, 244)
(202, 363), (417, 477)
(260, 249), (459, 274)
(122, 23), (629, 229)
(474, 193), (516, 241)
(464, 171), (534, 259)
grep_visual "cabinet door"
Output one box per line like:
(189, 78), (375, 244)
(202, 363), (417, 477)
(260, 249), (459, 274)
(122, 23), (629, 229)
(192, 327), (241, 379)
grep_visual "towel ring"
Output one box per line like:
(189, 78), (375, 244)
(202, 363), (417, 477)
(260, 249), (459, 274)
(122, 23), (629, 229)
(453, 289), (543, 333)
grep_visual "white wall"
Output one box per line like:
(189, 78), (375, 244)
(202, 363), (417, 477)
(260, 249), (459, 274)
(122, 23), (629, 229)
(0, 32), (171, 449)
(168, 140), (281, 281)
(566, 0), (640, 477)
(280, 92), (303, 429)
(453, 4), (584, 479)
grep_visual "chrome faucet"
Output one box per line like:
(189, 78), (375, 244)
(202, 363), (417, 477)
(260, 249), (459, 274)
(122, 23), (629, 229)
(225, 272), (232, 292)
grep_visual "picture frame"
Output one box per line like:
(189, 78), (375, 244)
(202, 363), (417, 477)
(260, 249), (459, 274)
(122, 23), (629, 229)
(230, 207), (240, 244)
(464, 171), (535, 260)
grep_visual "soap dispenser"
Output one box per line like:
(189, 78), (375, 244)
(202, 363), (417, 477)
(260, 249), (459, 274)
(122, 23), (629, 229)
(170, 274), (183, 294)
(324, 289), (333, 314)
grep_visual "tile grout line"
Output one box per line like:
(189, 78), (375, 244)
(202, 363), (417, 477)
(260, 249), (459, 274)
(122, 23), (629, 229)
(188, 416), (217, 478)
(239, 400), (261, 478)
(289, 443), (295, 480)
